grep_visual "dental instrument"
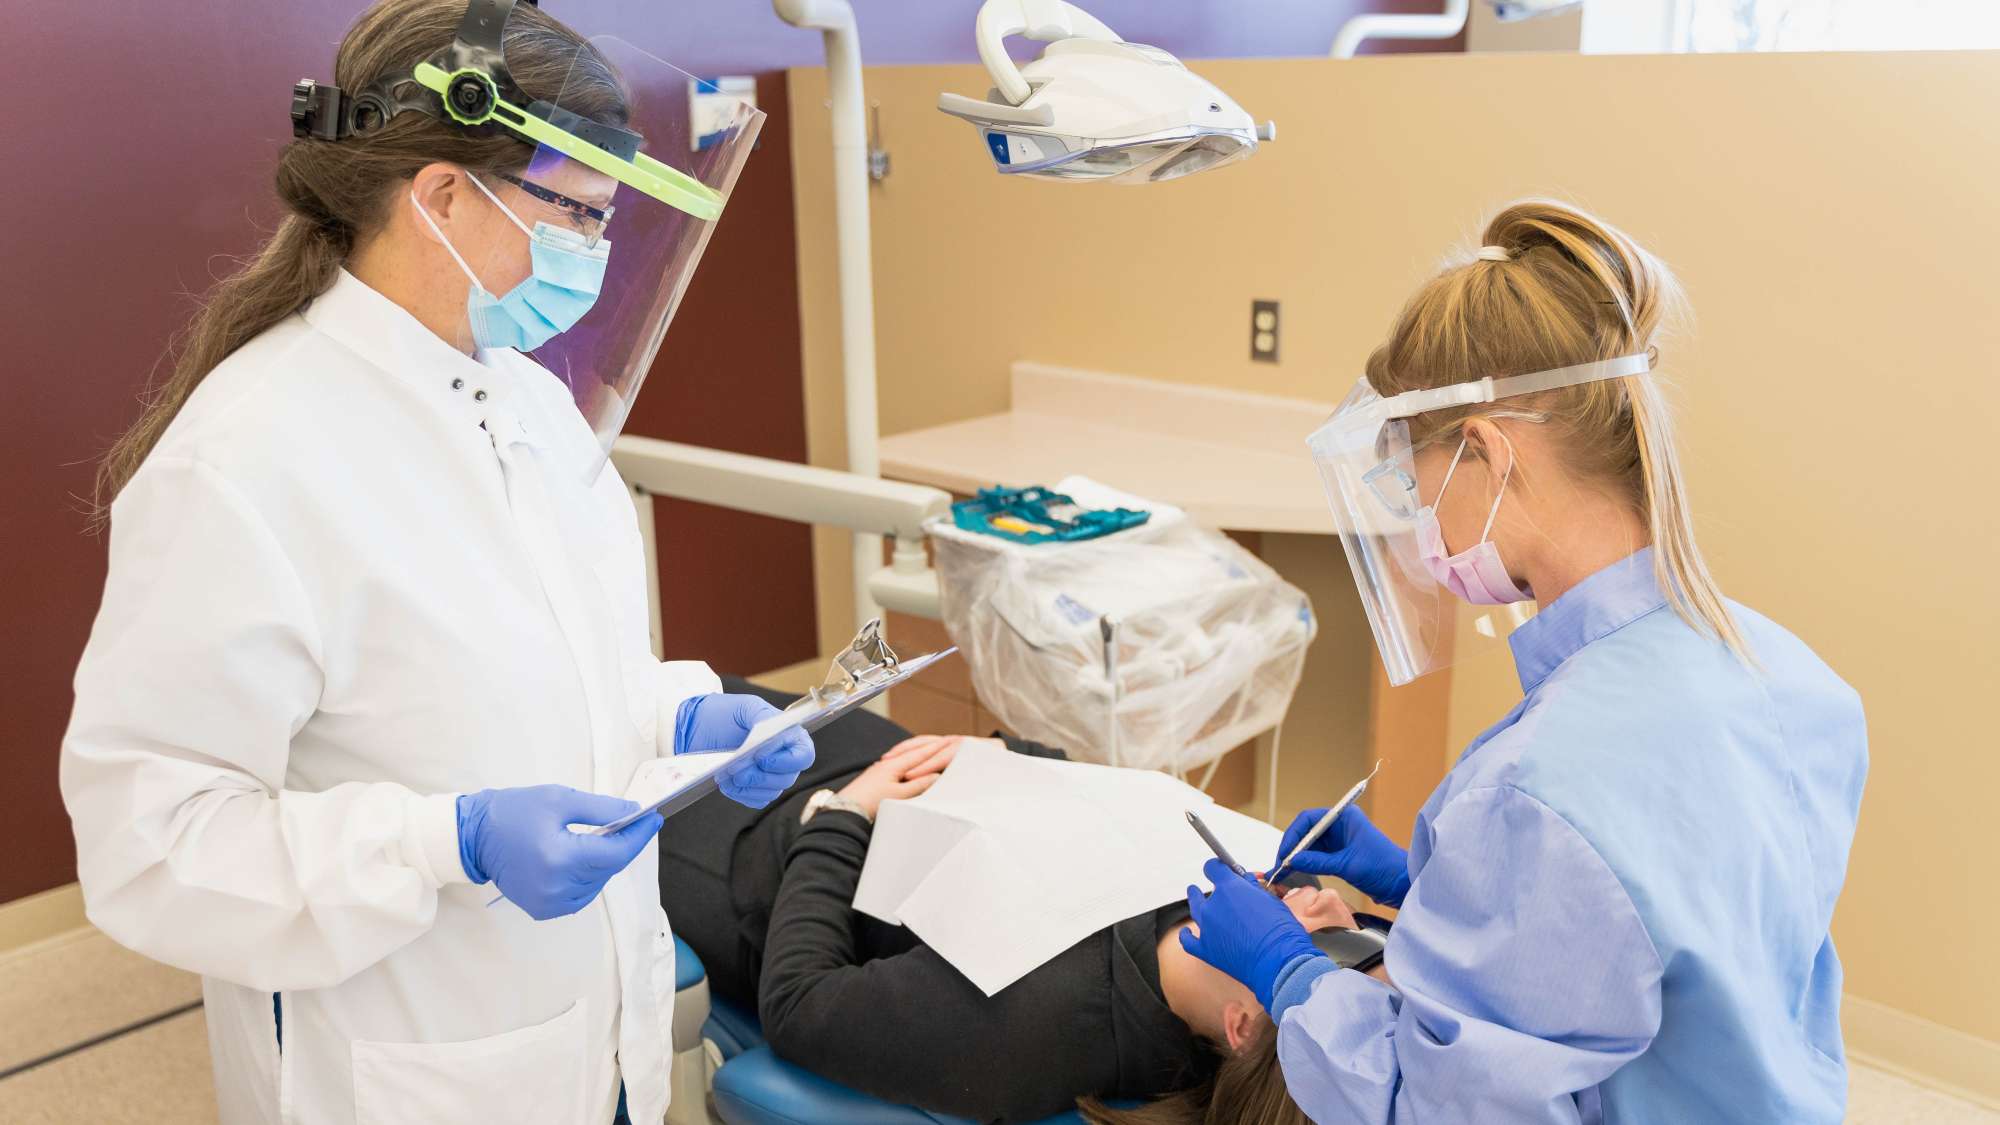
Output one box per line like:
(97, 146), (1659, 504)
(1266, 761), (1383, 886)
(1185, 809), (1253, 883)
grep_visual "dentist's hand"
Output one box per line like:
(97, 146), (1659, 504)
(1275, 805), (1412, 907)
(675, 693), (816, 808)
(456, 786), (663, 920)
(1182, 859), (1325, 1011)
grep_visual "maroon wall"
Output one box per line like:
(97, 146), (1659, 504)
(3, 4), (376, 905)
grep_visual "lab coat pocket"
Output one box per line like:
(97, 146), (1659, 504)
(350, 1000), (585, 1125)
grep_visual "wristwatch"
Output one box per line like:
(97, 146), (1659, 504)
(801, 788), (871, 824)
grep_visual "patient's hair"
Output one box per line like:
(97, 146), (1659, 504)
(1365, 198), (1750, 665)
(1078, 1017), (1306, 1125)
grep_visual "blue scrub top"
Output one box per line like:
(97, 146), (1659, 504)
(1269, 548), (1867, 1124)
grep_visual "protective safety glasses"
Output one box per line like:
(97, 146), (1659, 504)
(494, 171), (615, 248)
(1306, 353), (1652, 684)
(1359, 407), (1552, 523)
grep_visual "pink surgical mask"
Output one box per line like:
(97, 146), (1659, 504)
(1415, 434), (1531, 606)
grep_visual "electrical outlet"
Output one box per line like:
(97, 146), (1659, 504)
(1250, 300), (1280, 363)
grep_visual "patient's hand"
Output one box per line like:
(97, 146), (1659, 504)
(878, 735), (1006, 780)
(838, 743), (946, 817)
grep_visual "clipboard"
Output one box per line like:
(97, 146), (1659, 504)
(585, 622), (958, 835)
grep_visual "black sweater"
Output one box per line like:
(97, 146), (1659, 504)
(658, 678), (1214, 1123)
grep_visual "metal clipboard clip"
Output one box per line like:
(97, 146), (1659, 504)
(786, 617), (904, 715)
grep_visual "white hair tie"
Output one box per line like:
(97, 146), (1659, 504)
(1476, 245), (1512, 262)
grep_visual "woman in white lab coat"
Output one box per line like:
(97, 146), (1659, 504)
(60, 2), (805, 1122)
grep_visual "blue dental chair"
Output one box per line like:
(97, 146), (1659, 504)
(675, 936), (1116, 1125)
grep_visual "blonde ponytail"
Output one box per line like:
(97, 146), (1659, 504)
(1626, 366), (1752, 662)
(1363, 198), (1752, 665)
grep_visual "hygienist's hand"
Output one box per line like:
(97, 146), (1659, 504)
(676, 693), (816, 809)
(1275, 805), (1412, 907)
(837, 744), (944, 818)
(1182, 859), (1324, 1011)
(456, 786), (663, 921)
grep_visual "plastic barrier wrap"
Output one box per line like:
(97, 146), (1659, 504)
(931, 482), (1315, 773)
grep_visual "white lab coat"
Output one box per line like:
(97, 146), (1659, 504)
(61, 270), (719, 1125)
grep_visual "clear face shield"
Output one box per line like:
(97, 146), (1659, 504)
(504, 38), (761, 474)
(1306, 354), (1653, 685)
(295, 1), (764, 479)
(410, 34), (757, 481)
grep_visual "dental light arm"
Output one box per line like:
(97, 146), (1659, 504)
(1330, 0), (1581, 58)
(973, 0), (1122, 105)
(610, 437), (951, 654)
(1331, 0), (1469, 58)
(773, 0), (885, 633)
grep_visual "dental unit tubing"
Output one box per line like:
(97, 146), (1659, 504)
(1331, 0), (1469, 57)
(775, 0), (884, 632)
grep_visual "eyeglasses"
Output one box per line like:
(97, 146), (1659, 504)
(1361, 460), (1423, 521)
(1359, 408), (1551, 521)
(495, 172), (615, 248)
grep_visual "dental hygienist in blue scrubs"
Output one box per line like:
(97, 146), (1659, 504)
(1182, 199), (1867, 1123)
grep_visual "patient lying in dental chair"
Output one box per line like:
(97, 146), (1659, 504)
(662, 677), (1386, 1125)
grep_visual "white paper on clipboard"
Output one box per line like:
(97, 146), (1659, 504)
(585, 648), (960, 835)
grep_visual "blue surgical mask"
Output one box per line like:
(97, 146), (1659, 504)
(410, 175), (610, 353)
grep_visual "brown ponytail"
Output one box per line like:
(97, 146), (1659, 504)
(93, 0), (628, 522)
(1364, 198), (1753, 665)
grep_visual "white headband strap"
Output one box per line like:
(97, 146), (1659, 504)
(1378, 352), (1653, 421)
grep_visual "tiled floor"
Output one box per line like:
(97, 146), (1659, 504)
(2, 928), (1994, 1123)
(0, 1007), (217, 1124)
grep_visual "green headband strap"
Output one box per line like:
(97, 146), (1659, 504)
(413, 62), (723, 221)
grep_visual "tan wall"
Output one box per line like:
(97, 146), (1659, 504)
(787, 49), (2000, 1056)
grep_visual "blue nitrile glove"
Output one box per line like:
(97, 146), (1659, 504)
(1276, 804), (1412, 907)
(1181, 859), (1325, 1011)
(674, 693), (816, 809)
(456, 785), (663, 921)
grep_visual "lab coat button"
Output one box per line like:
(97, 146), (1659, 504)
(473, 390), (488, 402)
(450, 378), (464, 391)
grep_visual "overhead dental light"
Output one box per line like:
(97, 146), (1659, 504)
(938, 0), (1275, 184)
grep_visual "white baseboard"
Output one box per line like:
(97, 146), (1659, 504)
(0, 882), (86, 955)
(1845, 993), (2000, 1111)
